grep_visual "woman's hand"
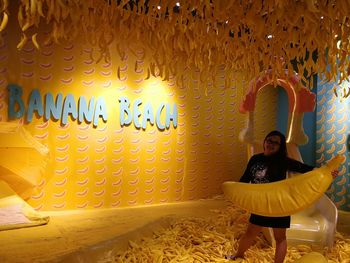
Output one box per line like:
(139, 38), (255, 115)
(331, 169), (339, 179)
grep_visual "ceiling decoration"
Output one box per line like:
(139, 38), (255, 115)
(1, 0), (350, 93)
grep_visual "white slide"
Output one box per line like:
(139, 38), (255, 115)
(262, 143), (337, 248)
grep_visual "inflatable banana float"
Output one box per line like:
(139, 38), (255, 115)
(222, 155), (344, 217)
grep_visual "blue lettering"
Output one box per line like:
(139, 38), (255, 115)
(156, 103), (165, 131)
(27, 89), (43, 122)
(142, 102), (154, 130)
(7, 84), (25, 119)
(78, 96), (94, 123)
(119, 97), (132, 126)
(93, 97), (107, 127)
(61, 94), (77, 125)
(165, 103), (178, 129)
(45, 93), (62, 122)
(133, 99), (142, 129)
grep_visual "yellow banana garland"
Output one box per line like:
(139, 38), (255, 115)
(1, 0), (350, 93)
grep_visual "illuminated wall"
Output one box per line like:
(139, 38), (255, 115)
(0, 26), (278, 211)
(316, 81), (350, 211)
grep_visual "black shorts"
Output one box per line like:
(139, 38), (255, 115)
(249, 214), (290, 228)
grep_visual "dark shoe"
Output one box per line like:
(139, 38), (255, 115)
(224, 255), (237, 260)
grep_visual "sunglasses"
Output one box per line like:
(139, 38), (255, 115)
(265, 138), (281, 146)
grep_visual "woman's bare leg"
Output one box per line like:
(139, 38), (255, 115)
(235, 223), (262, 258)
(273, 228), (287, 263)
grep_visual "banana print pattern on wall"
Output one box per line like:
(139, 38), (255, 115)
(316, 82), (350, 211)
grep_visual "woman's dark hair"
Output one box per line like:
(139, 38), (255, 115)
(264, 130), (288, 179)
(263, 130), (287, 159)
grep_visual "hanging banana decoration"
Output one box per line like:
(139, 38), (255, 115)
(222, 155), (345, 217)
(16, 33), (28, 50)
(0, 11), (7, 32)
(3, 0), (350, 92)
(31, 33), (40, 50)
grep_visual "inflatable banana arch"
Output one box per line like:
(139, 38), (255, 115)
(222, 155), (344, 217)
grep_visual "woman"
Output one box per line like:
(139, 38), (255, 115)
(233, 130), (338, 263)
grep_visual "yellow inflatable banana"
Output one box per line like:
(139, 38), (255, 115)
(222, 155), (344, 217)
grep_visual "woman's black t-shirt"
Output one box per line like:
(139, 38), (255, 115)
(239, 153), (314, 184)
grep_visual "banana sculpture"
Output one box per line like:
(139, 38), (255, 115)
(222, 155), (344, 217)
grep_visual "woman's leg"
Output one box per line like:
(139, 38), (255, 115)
(235, 223), (262, 258)
(272, 228), (287, 263)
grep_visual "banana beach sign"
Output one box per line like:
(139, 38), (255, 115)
(7, 84), (178, 130)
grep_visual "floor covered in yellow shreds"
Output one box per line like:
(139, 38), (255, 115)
(109, 206), (350, 263)
(0, 197), (349, 263)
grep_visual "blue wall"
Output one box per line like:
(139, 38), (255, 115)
(315, 81), (350, 211)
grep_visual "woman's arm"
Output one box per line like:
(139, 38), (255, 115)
(287, 158), (339, 178)
(287, 158), (314, 173)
